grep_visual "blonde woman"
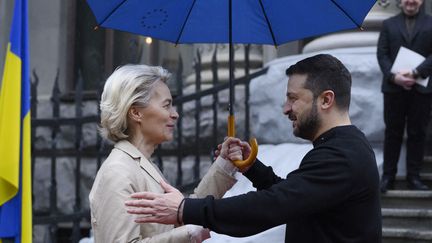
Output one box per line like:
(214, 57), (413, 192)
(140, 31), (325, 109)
(90, 64), (244, 243)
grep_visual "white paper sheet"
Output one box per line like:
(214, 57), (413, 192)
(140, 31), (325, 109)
(391, 46), (429, 87)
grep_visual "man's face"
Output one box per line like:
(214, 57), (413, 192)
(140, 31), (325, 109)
(283, 74), (321, 141)
(401, 0), (423, 16)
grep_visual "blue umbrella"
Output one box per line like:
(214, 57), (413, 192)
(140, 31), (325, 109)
(86, 0), (377, 168)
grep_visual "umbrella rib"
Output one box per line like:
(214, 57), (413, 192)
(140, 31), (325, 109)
(97, 0), (129, 27)
(175, 0), (198, 45)
(257, 0), (277, 47)
(329, 0), (362, 29)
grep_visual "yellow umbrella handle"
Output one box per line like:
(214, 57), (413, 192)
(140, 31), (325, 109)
(228, 115), (258, 170)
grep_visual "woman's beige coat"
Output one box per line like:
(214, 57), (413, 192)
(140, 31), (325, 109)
(89, 140), (237, 243)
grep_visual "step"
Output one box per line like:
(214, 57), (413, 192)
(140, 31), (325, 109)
(382, 227), (432, 243)
(382, 208), (432, 231)
(394, 173), (432, 189)
(381, 190), (432, 209)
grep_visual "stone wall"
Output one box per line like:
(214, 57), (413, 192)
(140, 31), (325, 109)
(250, 46), (385, 146)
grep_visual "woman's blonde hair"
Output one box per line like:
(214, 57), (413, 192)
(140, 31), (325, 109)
(99, 64), (171, 142)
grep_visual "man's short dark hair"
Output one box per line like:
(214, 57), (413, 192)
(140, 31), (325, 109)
(285, 54), (352, 110)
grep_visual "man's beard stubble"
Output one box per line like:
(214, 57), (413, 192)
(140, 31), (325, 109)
(293, 100), (321, 141)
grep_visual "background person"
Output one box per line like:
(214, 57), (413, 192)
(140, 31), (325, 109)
(125, 54), (382, 243)
(377, 0), (432, 192)
(89, 64), (244, 243)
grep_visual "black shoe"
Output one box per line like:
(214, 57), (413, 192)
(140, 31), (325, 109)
(380, 177), (395, 193)
(407, 177), (429, 191)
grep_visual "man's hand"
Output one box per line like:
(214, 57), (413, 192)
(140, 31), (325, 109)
(394, 70), (416, 90)
(125, 180), (184, 225)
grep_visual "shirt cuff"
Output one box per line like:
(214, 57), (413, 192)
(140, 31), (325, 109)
(214, 156), (238, 176)
(412, 69), (419, 79)
(388, 73), (395, 83)
(183, 198), (206, 226)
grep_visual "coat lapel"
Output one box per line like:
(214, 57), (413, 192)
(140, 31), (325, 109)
(396, 13), (410, 44)
(410, 12), (426, 43)
(138, 156), (165, 184)
(114, 140), (164, 183)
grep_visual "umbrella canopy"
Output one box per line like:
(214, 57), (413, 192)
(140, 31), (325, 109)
(87, 0), (376, 46)
(86, 0), (377, 168)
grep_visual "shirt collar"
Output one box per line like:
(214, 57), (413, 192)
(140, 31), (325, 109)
(312, 125), (354, 147)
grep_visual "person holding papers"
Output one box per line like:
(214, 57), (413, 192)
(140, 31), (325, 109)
(377, 0), (432, 192)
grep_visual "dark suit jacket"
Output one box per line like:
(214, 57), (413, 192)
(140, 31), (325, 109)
(377, 11), (432, 94)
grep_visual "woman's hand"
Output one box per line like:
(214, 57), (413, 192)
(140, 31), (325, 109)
(219, 137), (241, 161)
(217, 137), (253, 172)
(186, 225), (211, 243)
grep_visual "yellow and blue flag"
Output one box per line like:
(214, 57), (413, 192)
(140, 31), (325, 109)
(0, 0), (32, 242)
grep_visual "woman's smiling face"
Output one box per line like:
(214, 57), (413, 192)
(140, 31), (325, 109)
(136, 80), (179, 145)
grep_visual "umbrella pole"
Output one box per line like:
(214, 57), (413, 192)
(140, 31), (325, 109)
(226, 0), (258, 170)
(228, 0), (235, 137)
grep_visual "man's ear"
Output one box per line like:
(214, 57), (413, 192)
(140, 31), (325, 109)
(128, 106), (142, 122)
(319, 90), (335, 110)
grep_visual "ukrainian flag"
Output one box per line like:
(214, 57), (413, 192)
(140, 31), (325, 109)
(0, 0), (32, 242)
